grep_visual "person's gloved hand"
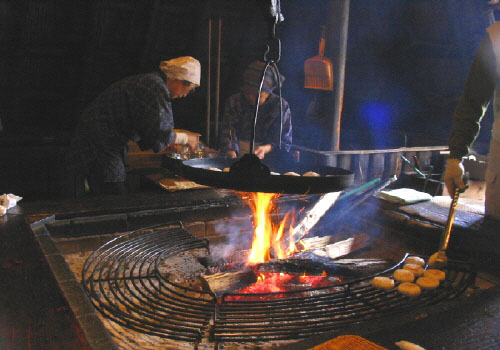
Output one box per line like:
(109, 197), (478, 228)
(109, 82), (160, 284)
(254, 144), (273, 159)
(444, 158), (465, 197)
(186, 134), (199, 151)
(174, 129), (200, 151)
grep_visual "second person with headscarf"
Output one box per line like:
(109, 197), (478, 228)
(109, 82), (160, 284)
(219, 61), (292, 160)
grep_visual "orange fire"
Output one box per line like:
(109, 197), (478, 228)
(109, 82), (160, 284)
(225, 271), (341, 301)
(242, 192), (298, 264)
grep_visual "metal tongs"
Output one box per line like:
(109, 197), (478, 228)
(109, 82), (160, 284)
(429, 176), (468, 268)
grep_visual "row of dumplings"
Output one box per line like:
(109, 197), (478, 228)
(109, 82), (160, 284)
(371, 256), (446, 297)
(206, 167), (321, 177)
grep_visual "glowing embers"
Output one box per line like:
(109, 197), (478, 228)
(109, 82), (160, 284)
(239, 192), (298, 264)
(225, 270), (343, 301)
(200, 255), (348, 299)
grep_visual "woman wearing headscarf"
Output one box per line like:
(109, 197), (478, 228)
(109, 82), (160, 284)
(66, 56), (201, 195)
(219, 61), (292, 159)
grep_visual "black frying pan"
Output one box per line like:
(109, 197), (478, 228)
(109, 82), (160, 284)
(163, 154), (353, 194)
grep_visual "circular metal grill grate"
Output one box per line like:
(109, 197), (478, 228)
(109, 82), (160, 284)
(82, 224), (476, 344)
(82, 224), (215, 342)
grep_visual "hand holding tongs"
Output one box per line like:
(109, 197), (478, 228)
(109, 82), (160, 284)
(429, 174), (468, 268)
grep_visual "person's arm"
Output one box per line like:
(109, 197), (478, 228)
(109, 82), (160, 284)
(449, 35), (496, 159)
(278, 99), (292, 152)
(445, 35), (497, 195)
(133, 79), (176, 153)
(219, 95), (240, 156)
(266, 97), (292, 152)
(254, 99), (292, 159)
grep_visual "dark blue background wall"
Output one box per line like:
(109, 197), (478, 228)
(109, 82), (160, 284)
(0, 0), (495, 153)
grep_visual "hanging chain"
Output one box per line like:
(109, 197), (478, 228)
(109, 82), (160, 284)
(263, 16), (281, 63)
(250, 0), (284, 154)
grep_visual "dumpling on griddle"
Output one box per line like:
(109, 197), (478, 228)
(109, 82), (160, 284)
(371, 276), (394, 290)
(303, 171), (320, 177)
(394, 269), (415, 282)
(423, 269), (446, 281)
(397, 282), (421, 297)
(416, 276), (439, 290)
(405, 256), (425, 267)
(403, 263), (424, 277)
(284, 172), (300, 176)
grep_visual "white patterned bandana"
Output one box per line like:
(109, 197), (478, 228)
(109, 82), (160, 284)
(159, 56), (201, 86)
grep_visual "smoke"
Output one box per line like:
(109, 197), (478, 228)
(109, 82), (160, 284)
(209, 218), (253, 261)
(308, 191), (383, 245)
(207, 190), (386, 263)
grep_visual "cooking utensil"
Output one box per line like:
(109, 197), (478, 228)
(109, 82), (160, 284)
(163, 155), (354, 194)
(428, 187), (460, 268)
(304, 25), (334, 91)
(429, 172), (469, 267)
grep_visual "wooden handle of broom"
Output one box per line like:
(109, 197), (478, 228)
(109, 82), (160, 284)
(318, 25), (326, 57)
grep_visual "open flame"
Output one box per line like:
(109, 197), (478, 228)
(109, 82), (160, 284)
(219, 192), (345, 300)
(241, 192), (298, 264)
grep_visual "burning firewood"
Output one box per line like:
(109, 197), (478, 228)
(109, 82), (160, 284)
(334, 258), (395, 274)
(325, 233), (370, 259)
(298, 233), (370, 260)
(200, 270), (257, 296)
(298, 235), (337, 250)
(291, 191), (342, 243)
(255, 256), (387, 280)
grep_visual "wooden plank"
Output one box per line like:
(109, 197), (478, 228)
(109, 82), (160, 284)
(338, 154), (352, 171)
(291, 145), (449, 179)
(324, 154), (337, 167)
(402, 151), (416, 173)
(431, 150), (448, 174)
(416, 151), (432, 171)
(293, 144), (449, 156)
(370, 153), (385, 179)
(384, 152), (401, 178)
(354, 154), (370, 181)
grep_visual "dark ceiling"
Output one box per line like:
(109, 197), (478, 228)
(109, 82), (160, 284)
(0, 0), (495, 152)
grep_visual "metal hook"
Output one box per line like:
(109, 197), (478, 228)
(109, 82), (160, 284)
(263, 36), (281, 63)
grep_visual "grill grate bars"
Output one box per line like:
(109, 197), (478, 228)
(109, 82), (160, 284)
(213, 261), (475, 341)
(82, 224), (475, 344)
(82, 225), (215, 342)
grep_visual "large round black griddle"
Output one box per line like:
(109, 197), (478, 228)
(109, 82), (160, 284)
(163, 154), (354, 194)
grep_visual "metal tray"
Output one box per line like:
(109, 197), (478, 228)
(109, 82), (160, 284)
(163, 156), (354, 194)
